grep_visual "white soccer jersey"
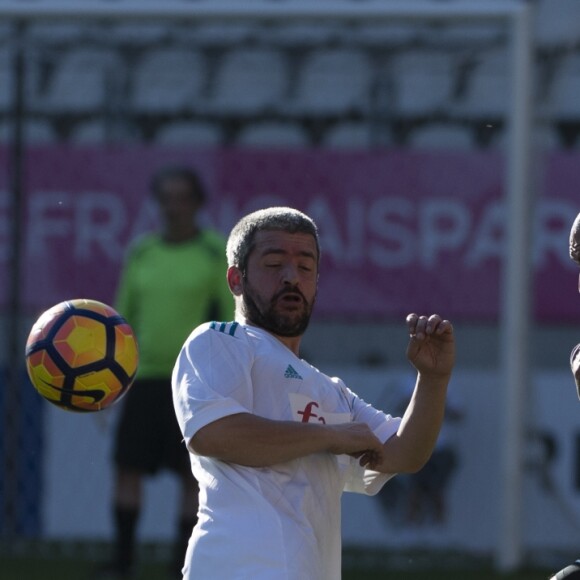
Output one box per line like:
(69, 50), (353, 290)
(172, 321), (401, 580)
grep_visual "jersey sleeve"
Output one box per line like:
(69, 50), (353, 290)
(172, 322), (254, 449)
(340, 383), (402, 496)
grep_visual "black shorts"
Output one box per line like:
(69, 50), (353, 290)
(113, 378), (191, 476)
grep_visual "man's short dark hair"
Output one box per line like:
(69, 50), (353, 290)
(226, 207), (320, 272)
(150, 165), (207, 205)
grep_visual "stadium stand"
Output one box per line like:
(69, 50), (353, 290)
(1, 3), (580, 149)
(39, 47), (125, 115)
(321, 121), (392, 150)
(0, 20), (13, 42)
(257, 20), (344, 48)
(235, 121), (310, 148)
(68, 119), (141, 144)
(131, 48), (207, 115)
(534, 0), (580, 50)
(344, 22), (420, 49)
(0, 46), (42, 114)
(0, 47), (12, 114)
(420, 22), (505, 49)
(406, 122), (475, 150)
(155, 120), (224, 146)
(488, 123), (561, 150)
(0, 119), (57, 143)
(390, 49), (458, 118)
(452, 47), (511, 121)
(26, 20), (90, 47)
(174, 21), (257, 48)
(106, 21), (172, 48)
(542, 52), (580, 121)
(202, 47), (290, 117)
(67, 119), (110, 144)
(282, 47), (374, 117)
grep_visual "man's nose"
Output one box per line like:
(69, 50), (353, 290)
(281, 263), (300, 285)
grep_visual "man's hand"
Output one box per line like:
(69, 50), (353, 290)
(326, 422), (385, 467)
(405, 313), (455, 379)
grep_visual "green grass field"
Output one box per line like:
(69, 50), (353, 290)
(0, 556), (557, 580)
(0, 548), (559, 580)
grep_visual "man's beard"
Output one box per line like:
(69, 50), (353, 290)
(241, 279), (315, 338)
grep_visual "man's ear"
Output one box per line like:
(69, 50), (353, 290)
(227, 266), (243, 296)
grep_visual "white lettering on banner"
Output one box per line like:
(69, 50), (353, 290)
(0, 190), (8, 262)
(533, 200), (578, 270)
(216, 195), (576, 270)
(420, 200), (471, 268)
(27, 192), (72, 257)
(127, 198), (159, 243)
(367, 197), (415, 268)
(344, 198), (365, 265)
(308, 197), (344, 262)
(76, 193), (125, 260)
(16, 192), (578, 271)
(22, 192), (157, 264)
(464, 201), (505, 267)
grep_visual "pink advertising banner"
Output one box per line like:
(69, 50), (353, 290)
(1, 146), (579, 322)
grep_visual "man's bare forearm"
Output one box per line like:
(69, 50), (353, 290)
(373, 373), (450, 474)
(189, 412), (384, 467)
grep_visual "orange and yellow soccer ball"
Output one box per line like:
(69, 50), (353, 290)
(25, 299), (139, 412)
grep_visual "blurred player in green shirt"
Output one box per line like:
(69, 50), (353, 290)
(98, 165), (233, 579)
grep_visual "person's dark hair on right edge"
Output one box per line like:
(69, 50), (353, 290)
(150, 165), (207, 205)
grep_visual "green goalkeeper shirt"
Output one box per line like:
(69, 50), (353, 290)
(115, 230), (233, 379)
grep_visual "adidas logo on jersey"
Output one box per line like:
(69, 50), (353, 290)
(284, 364), (303, 380)
(209, 321), (239, 336)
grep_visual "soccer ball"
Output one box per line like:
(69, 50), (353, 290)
(25, 298), (139, 412)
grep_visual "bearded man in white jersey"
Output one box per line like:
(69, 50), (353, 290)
(172, 206), (455, 579)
